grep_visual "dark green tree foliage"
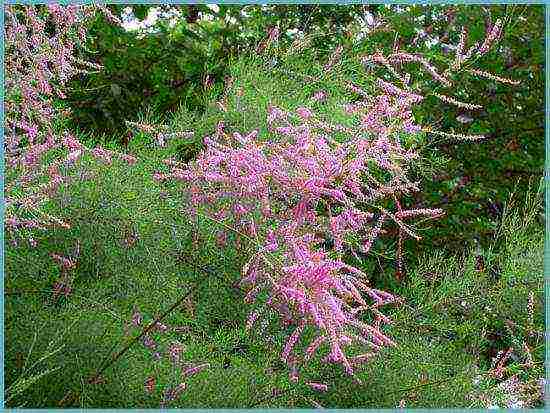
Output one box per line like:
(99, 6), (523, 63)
(66, 4), (366, 142)
(371, 5), (544, 250)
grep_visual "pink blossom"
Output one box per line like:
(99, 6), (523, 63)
(306, 382), (328, 392)
(281, 322), (305, 363)
(311, 90), (327, 102)
(132, 309), (142, 327)
(264, 230), (278, 252)
(296, 107), (313, 120)
(182, 363), (209, 378)
(120, 154), (137, 165)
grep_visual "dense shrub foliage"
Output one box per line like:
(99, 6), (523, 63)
(3, 3), (544, 409)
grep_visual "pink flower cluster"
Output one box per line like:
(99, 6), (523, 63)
(360, 16), (514, 142)
(156, 81), (444, 381)
(4, 5), (130, 245)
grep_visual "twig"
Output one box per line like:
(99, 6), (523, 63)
(86, 280), (203, 384)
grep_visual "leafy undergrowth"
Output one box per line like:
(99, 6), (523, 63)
(5, 138), (543, 407)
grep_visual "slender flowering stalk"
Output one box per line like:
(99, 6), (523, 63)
(478, 18), (502, 55)
(323, 45), (343, 71)
(469, 69), (521, 86)
(456, 27), (468, 58)
(5, 5), (133, 246)
(432, 92), (483, 110)
(422, 128), (486, 141)
(182, 363), (210, 378)
(306, 382), (329, 392)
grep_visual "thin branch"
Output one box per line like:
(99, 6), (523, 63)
(87, 280), (203, 384)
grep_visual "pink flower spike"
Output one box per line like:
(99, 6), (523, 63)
(312, 90), (327, 102)
(131, 309), (142, 327)
(120, 154), (137, 165)
(153, 172), (166, 182)
(264, 229), (278, 252)
(289, 361), (299, 383)
(296, 107), (313, 120)
(306, 382), (328, 392)
(182, 363), (210, 378)
(305, 336), (327, 361)
(281, 322), (306, 363)
(66, 150), (82, 163)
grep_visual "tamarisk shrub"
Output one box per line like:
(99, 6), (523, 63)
(155, 91), (444, 380)
(153, 15), (516, 384)
(4, 4), (130, 246)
